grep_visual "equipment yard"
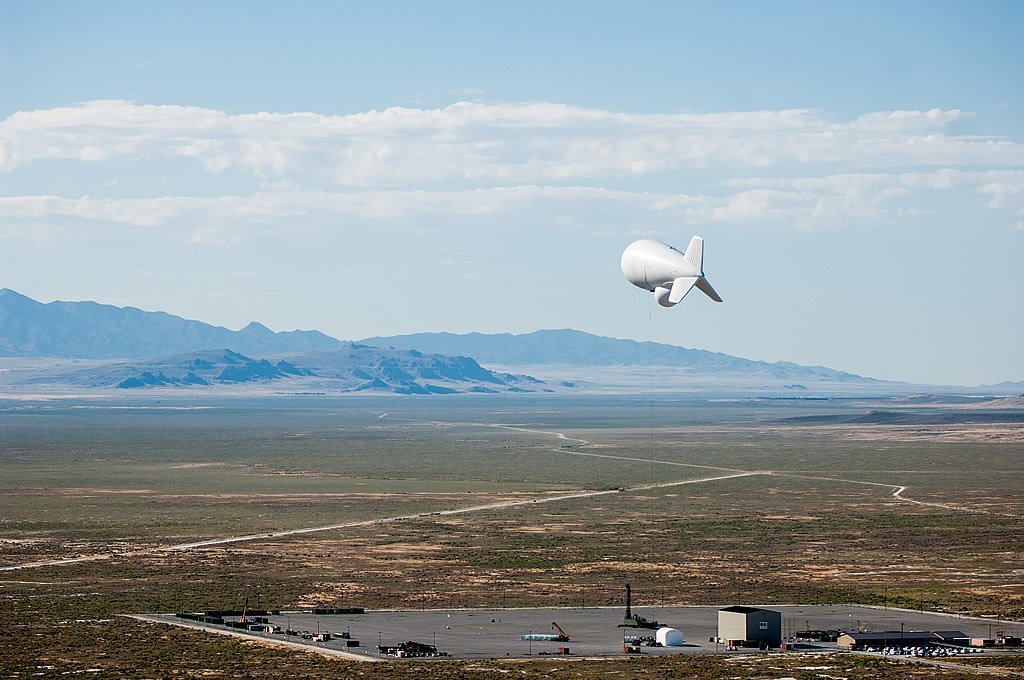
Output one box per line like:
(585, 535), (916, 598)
(138, 605), (1024, 661)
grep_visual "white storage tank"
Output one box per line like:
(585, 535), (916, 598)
(656, 627), (684, 647)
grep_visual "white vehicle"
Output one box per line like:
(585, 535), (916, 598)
(621, 237), (723, 308)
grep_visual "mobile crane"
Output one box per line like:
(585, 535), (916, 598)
(551, 621), (570, 642)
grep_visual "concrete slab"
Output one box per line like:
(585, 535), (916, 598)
(145, 605), (1024, 661)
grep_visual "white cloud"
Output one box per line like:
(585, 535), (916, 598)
(720, 170), (1024, 227)
(3, 100), (1021, 185)
(1, 101), (1022, 239)
(974, 174), (1024, 208)
(847, 108), (967, 131)
(0, 186), (670, 228)
(3, 168), (1022, 241)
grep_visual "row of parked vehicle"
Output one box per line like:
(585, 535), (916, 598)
(864, 645), (985, 657)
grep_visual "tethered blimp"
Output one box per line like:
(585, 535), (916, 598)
(621, 236), (723, 307)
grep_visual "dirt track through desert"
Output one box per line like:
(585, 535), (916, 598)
(2, 418), (1013, 572)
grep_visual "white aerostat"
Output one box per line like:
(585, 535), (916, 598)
(620, 237), (723, 308)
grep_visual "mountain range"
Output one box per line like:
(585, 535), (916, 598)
(360, 329), (873, 383)
(4, 288), (1016, 395)
(0, 288), (342, 358)
(1, 288), (865, 379)
(0, 289), (544, 394)
(7, 346), (542, 395)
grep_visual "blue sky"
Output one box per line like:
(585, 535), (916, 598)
(1, 1), (1022, 385)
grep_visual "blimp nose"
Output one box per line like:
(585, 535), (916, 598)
(620, 243), (647, 288)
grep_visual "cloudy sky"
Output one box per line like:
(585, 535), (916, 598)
(1, 1), (1021, 385)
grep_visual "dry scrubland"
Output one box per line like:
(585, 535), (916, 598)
(1, 395), (1022, 678)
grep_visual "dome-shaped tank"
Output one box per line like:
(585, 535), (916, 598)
(656, 627), (684, 647)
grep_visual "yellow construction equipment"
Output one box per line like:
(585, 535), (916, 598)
(551, 621), (570, 642)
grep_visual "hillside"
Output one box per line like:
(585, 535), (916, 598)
(361, 329), (879, 384)
(0, 288), (342, 359)
(6, 345), (543, 395)
(8, 290), (1015, 396)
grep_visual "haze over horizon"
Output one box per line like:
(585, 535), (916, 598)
(2, 1), (1022, 386)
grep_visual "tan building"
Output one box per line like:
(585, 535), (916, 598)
(718, 606), (782, 647)
(837, 630), (967, 649)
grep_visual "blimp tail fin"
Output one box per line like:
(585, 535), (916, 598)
(667, 276), (699, 305)
(684, 236), (704, 273)
(685, 235), (723, 302)
(696, 276), (723, 302)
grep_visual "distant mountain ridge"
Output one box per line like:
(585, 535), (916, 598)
(7, 289), (1014, 394)
(0, 289), (884, 389)
(0, 288), (342, 358)
(361, 329), (878, 384)
(9, 346), (543, 395)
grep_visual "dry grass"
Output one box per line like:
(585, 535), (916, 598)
(1, 395), (1022, 677)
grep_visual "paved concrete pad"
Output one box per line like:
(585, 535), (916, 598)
(147, 605), (1024, 661)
